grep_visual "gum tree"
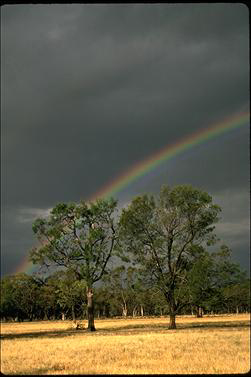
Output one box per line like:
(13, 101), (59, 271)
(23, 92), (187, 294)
(102, 265), (144, 317)
(0, 274), (40, 321)
(119, 184), (221, 329)
(30, 198), (118, 331)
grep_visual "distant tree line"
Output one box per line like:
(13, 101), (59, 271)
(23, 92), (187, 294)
(1, 185), (250, 328)
(1, 254), (249, 323)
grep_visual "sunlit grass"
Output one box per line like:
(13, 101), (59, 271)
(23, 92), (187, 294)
(1, 314), (250, 374)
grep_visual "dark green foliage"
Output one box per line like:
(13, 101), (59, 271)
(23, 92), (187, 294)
(30, 198), (118, 285)
(53, 270), (87, 320)
(101, 265), (147, 317)
(223, 279), (250, 313)
(185, 245), (248, 315)
(1, 185), (249, 323)
(0, 274), (41, 321)
(29, 198), (118, 330)
(119, 184), (222, 328)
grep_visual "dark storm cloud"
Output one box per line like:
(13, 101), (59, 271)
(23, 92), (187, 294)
(1, 4), (249, 275)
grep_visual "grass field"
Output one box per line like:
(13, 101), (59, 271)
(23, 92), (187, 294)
(1, 314), (250, 374)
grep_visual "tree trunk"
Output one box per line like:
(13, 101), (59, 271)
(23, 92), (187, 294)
(168, 294), (177, 329)
(169, 313), (176, 329)
(196, 306), (203, 318)
(122, 306), (127, 317)
(72, 305), (76, 322)
(105, 304), (110, 318)
(122, 302), (127, 317)
(121, 293), (127, 317)
(87, 287), (95, 331)
(132, 306), (138, 317)
(62, 312), (66, 321)
(140, 305), (144, 317)
(236, 306), (239, 314)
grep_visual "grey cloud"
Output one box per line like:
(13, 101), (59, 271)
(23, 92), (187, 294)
(1, 4), (249, 275)
(16, 207), (52, 224)
(216, 221), (249, 247)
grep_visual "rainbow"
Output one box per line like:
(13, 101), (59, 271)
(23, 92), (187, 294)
(14, 110), (249, 275)
(14, 257), (34, 275)
(89, 110), (249, 202)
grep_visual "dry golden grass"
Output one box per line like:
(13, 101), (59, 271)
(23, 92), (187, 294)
(1, 314), (250, 374)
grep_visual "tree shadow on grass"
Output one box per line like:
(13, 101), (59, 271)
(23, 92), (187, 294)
(0, 328), (86, 340)
(1, 320), (250, 340)
(179, 321), (250, 330)
(15, 366), (66, 375)
(101, 320), (250, 333)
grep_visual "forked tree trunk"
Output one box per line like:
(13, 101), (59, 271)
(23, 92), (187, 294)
(122, 305), (127, 317)
(87, 287), (95, 331)
(132, 306), (138, 317)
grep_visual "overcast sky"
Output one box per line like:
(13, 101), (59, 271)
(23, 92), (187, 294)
(1, 3), (250, 276)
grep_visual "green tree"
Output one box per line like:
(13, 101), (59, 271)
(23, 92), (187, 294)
(53, 270), (87, 321)
(94, 285), (112, 318)
(223, 279), (250, 313)
(0, 276), (18, 321)
(30, 198), (118, 331)
(0, 274), (41, 321)
(102, 266), (143, 317)
(186, 250), (215, 316)
(119, 184), (221, 329)
(208, 245), (248, 313)
(38, 278), (60, 320)
(178, 244), (248, 316)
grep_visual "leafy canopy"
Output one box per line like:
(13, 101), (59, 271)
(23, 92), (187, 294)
(30, 198), (118, 286)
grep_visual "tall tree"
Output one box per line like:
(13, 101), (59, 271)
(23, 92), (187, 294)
(30, 198), (118, 331)
(119, 184), (221, 329)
